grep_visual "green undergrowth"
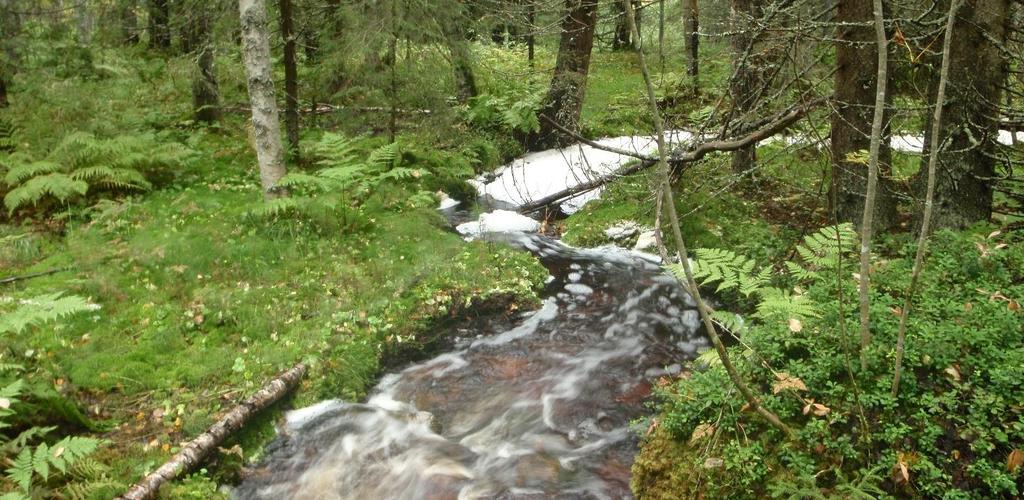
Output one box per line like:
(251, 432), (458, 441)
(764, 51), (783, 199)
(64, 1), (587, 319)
(634, 226), (1024, 499)
(1, 123), (547, 498)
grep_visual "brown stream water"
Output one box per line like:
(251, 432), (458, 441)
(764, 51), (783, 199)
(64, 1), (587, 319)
(233, 233), (709, 499)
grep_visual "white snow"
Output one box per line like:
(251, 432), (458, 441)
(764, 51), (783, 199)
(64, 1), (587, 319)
(456, 209), (541, 237)
(471, 131), (693, 214)
(634, 230), (658, 251)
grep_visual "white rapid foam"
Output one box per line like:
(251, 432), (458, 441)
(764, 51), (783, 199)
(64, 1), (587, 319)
(455, 209), (541, 237)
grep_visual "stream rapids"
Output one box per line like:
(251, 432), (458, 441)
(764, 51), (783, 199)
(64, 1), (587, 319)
(233, 233), (709, 499)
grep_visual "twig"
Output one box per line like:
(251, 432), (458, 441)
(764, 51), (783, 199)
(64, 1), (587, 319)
(625, 2), (794, 439)
(0, 267), (71, 286)
(892, 0), (963, 397)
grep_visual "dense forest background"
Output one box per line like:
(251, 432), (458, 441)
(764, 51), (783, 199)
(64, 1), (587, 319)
(0, 0), (1023, 498)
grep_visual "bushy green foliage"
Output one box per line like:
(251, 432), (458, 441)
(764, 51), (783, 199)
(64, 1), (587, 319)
(648, 226), (1024, 498)
(246, 134), (431, 231)
(1, 298), (103, 498)
(2, 132), (191, 216)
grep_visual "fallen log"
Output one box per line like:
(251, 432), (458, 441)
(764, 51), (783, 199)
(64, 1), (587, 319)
(118, 362), (307, 500)
(517, 98), (825, 214)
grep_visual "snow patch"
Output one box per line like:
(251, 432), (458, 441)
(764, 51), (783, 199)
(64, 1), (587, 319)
(473, 131), (693, 214)
(456, 210), (541, 237)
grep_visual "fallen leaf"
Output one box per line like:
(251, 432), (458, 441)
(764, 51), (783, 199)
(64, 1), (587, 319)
(894, 460), (910, 484)
(645, 418), (659, 436)
(964, 302), (974, 312)
(988, 230), (1002, 239)
(703, 457), (724, 469)
(802, 399), (831, 417)
(773, 372), (808, 394)
(53, 446), (65, 458)
(788, 318), (803, 333)
(0, 398), (10, 409)
(689, 423), (716, 445)
(218, 444), (244, 459)
(944, 365), (961, 382)
(890, 306), (903, 316)
(1009, 300), (1020, 312)
(951, 449), (960, 460)
(1008, 449), (1024, 473)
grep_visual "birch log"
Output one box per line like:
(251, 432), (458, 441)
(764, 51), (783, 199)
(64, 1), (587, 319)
(118, 363), (307, 500)
(239, 0), (287, 200)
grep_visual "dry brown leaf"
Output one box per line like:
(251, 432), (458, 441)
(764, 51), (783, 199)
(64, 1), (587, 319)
(788, 318), (803, 333)
(1009, 300), (1020, 312)
(703, 457), (724, 469)
(964, 302), (974, 312)
(801, 399), (831, 417)
(894, 460), (910, 484)
(988, 230), (1002, 240)
(645, 418), (659, 436)
(773, 372), (808, 394)
(689, 423), (716, 445)
(944, 365), (961, 382)
(219, 444), (244, 459)
(1008, 449), (1024, 473)
(890, 306), (903, 316)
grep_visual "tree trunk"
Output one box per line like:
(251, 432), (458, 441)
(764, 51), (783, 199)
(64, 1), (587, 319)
(122, 0), (140, 45)
(683, 0), (698, 90)
(444, 14), (477, 104)
(192, 8), (220, 124)
(74, 0), (93, 46)
(0, 0), (18, 108)
(526, 0), (535, 66)
(913, 0), (1010, 229)
(0, 76), (7, 108)
(612, 0), (630, 51)
(117, 363), (306, 500)
(239, 0), (288, 199)
(529, 0), (598, 151)
(279, 0), (300, 161)
(728, 0), (761, 175)
(148, 0), (171, 50)
(831, 0), (899, 231)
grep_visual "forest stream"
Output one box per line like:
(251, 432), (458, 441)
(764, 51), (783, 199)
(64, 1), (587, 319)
(233, 232), (708, 499)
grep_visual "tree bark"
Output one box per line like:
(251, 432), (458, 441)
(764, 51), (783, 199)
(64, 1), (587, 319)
(913, 0), (1010, 229)
(148, 0), (171, 50)
(192, 8), (220, 124)
(831, 0), (899, 231)
(526, 0), (535, 66)
(892, 0), (962, 398)
(612, 0), (630, 51)
(117, 363), (306, 500)
(728, 0), (762, 175)
(279, 0), (300, 161)
(74, 0), (93, 46)
(857, 0), (889, 371)
(683, 0), (698, 90)
(529, 0), (598, 151)
(239, 0), (288, 199)
(444, 16), (478, 104)
(122, 0), (140, 45)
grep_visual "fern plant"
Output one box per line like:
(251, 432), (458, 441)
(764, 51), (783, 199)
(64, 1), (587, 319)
(2, 132), (190, 215)
(668, 224), (857, 331)
(247, 134), (425, 228)
(1, 295), (102, 499)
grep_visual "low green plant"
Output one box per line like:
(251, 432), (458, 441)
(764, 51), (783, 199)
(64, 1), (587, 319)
(644, 226), (1024, 498)
(1, 295), (105, 499)
(2, 132), (191, 216)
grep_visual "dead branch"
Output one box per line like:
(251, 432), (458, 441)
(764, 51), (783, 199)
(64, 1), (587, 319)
(517, 98), (825, 214)
(118, 363), (307, 500)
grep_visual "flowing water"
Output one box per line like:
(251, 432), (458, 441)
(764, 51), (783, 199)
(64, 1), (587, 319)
(234, 233), (709, 499)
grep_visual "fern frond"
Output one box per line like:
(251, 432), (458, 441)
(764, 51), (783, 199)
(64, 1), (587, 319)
(678, 248), (769, 297)
(754, 287), (819, 321)
(47, 436), (101, 474)
(71, 167), (151, 191)
(710, 310), (746, 335)
(4, 161), (62, 186)
(275, 173), (330, 192)
(7, 448), (33, 492)
(245, 198), (302, 219)
(0, 293), (98, 334)
(4, 173), (89, 212)
(368, 142), (400, 167)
